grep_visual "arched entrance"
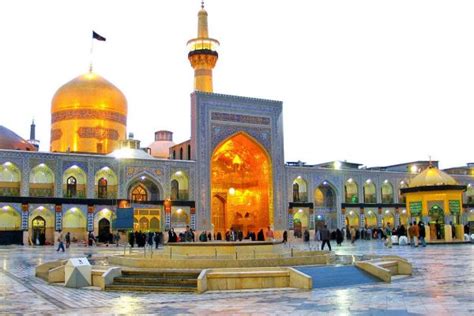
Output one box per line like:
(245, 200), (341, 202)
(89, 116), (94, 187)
(98, 218), (111, 243)
(429, 205), (445, 240)
(382, 210), (395, 228)
(314, 181), (337, 229)
(210, 133), (272, 235)
(32, 216), (46, 245)
(127, 177), (161, 202)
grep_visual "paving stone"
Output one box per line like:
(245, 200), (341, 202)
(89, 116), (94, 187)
(0, 242), (472, 314)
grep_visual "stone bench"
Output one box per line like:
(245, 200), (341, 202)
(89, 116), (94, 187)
(197, 267), (311, 293)
(355, 256), (412, 283)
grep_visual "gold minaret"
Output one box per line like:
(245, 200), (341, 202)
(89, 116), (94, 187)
(187, 1), (220, 92)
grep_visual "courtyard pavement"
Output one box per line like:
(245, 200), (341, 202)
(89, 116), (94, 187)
(0, 240), (473, 315)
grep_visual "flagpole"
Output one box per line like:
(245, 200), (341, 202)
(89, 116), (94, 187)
(89, 32), (94, 73)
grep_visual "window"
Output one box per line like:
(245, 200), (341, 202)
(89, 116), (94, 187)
(66, 176), (77, 197)
(131, 185), (148, 202)
(171, 180), (179, 200)
(98, 177), (108, 199)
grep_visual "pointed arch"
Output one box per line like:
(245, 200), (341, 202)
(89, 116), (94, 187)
(363, 180), (376, 203)
(29, 164), (55, 197)
(0, 206), (21, 230)
(126, 173), (162, 202)
(95, 166), (118, 199)
(399, 180), (408, 203)
(344, 178), (359, 203)
(63, 165), (87, 198)
(210, 131), (273, 235)
(63, 207), (87, 241)
(0, 162), (21, 196)
(292, 177), (308, 202)
(29, 206), (54, 245)
(314, 180), (337, 209)
(381, 180), (394, 203)
(171, 170), (189, 201)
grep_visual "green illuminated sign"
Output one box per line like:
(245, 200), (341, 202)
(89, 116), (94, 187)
(409, 201), (422, 217)
(449, 200), (461, 215)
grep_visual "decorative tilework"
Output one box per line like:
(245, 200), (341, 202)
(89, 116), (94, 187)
(211, 112), (270, 125)
(77, 127), (119, 140)
(52, 109), (126, 125)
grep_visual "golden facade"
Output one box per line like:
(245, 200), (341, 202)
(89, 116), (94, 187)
(211, 133), (273, 235)
(50, 72), (127, 154)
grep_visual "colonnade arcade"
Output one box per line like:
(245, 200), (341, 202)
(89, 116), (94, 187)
(0, 161), (191, 201)
(289, 180), (338, 231)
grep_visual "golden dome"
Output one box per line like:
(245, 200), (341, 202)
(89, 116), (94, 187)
(51, 72), (127, 115)
(409, 166), (458, 187)
(50, 72), (128, 154)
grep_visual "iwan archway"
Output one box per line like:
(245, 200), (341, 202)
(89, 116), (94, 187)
(210, 133), (273, 235)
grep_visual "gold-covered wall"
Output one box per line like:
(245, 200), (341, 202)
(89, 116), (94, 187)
(50, 72), (127, 154)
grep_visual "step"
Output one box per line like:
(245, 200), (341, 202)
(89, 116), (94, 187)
(105, 284), (196, 293)
(113, 277), (197, 286)
(122, 270), (200, 278)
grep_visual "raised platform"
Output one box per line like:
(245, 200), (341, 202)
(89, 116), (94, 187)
(109, 242), (331, 269)
(166, 241), (283, 257)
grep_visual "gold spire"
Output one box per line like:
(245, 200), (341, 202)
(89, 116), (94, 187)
(198, 2), (209, 38)
(187, 1), (220, 93)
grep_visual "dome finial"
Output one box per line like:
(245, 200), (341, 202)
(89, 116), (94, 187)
(201, 0), (205, 9)
(429, 155), (433, 168)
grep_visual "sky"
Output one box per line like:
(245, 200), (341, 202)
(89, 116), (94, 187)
(0, 0), (473, 169)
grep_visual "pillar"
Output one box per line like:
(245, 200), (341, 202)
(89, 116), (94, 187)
(87, 205), (94, 232)
(190, 207), (196, 230)
(164, 199), (171, 230)
(377, 207), (382, 227)
(309, 208), (315, 230)
(341, 207), (346, 229)
(288, 209), (294, 230)
(21, 203), (29, 245)
(55, 204), (63, 232)
(359, 207), (365, 229)
(395, 208), (400, 227)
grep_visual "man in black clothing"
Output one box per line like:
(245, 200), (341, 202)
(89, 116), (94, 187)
(320, 225), (332, 251)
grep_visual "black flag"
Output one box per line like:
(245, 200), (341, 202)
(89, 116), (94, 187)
(92, 31), (106, 41)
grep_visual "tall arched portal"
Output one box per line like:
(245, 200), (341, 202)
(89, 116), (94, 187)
(211, 133), (272, 235)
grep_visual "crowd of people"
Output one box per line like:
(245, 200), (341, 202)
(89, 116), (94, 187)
(295, 220), (434, 250)
(165, 226), (277, 243)
(53, 221), (472, 252)
(128, 231), (164, 249)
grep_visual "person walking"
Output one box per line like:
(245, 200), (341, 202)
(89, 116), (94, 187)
(320, 225), (332, 251)
(303, 229), (310, 248)
(314, 228), (321, 250)
(350, 226), (356, 245)
(56, 235), (65, 252)
(282, 230), (288, 244)
(412, 221), (419, 247)
(408, 223), (414, 247)
(336, 228), (343, 246)
(65, 232), (71, 249)
(168, 228), (177, 243)
(265, 226), (275, 241)
(385, 223), (393, 248)
(418, 221), (426, 247)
